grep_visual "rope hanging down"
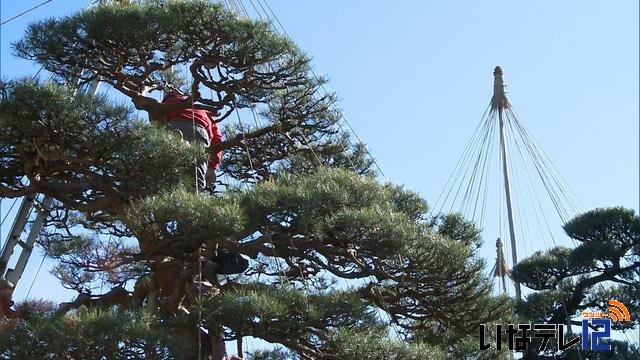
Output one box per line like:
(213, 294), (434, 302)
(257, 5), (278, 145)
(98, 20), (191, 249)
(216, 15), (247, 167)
(436, 68), (583, 231)
(234, 0), (407, 340)
(187, 67), (204, 360)
(435, 67), (584, 300)
(0, 0), (54, 26)
(220, 0), (404, 352)
(241, 0), (387, 179)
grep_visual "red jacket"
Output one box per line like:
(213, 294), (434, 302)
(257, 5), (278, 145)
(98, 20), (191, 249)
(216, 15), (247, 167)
(161, 94), (223, 170)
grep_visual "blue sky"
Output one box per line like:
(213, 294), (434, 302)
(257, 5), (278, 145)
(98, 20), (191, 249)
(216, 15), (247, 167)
(1, 0), (638, 313)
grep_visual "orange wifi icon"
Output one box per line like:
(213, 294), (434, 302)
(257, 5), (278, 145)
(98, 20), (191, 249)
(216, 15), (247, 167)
(607, 300), (630, 322)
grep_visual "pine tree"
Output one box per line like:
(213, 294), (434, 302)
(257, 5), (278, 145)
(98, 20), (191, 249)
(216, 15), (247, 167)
(512, 207), (640, 359)
(0, 1), (505, 358)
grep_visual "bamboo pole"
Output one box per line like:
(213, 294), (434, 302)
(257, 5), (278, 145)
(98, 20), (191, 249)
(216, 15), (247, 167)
(492, 66), (521, 300)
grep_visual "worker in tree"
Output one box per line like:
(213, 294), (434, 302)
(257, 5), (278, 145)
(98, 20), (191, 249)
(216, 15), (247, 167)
(160, 93), (248, 269)
(161, 92), (223, 190)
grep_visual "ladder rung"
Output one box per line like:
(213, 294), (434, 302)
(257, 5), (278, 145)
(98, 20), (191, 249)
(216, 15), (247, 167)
(16, 241), (32, 251)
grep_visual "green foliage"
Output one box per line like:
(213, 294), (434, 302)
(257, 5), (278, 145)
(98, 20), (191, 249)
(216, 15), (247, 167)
(0, 308), (176, 359)
(277, 133), (377, 177)
(557, 339), (640, 360)
(248, 348), (296, 360)
(325, 328), (447, 360)
(12, 0), (361, 183)
(204, 283), (378, 356)
(13, 0), (308, 104)
(563, 207), (640, 244)
(41, 233), (142, 293)
(414, 294), (516, 359)
(0, 1), (512, 358)
(230, 169), (503, 334)
(436, 213), (482, 250)
(0, 79), (205, 201)
(241, 169), (426, 232)
(246, 328), (447, 360)
(587, 341), (640, 360)
(127, 186), (246, 254)
(511, 247), (594, 290)
(513, 207), (640, 359)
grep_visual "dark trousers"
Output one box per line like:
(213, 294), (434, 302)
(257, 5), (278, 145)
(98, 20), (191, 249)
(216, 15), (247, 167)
(167, 119), (210, 189)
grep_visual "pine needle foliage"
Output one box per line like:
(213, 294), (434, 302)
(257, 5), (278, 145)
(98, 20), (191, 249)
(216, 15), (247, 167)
(513, 207), (640, 359)
(0, 1), (508, 358)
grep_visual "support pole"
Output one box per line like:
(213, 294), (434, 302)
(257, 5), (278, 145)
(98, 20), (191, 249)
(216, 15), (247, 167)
(492, 66), (521, 300)
(495, 239), (503, 292)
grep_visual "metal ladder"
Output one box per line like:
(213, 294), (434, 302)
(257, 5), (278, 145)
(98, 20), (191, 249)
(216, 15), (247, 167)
(0, 195), (53, 287)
